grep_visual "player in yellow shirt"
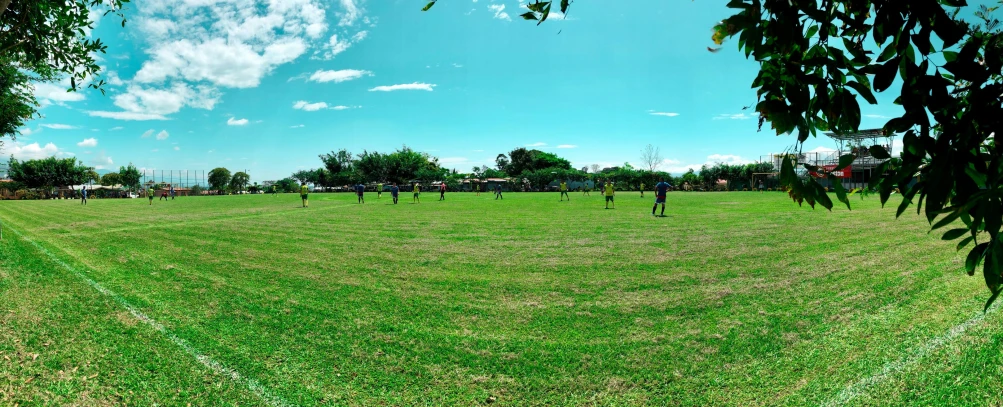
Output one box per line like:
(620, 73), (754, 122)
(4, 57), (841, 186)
(300, 183), (309, 208)
(413, 183), (421, 203)
(640, 182), (645, 198)
(377, 183), (383, 199)
(604, 181), (615, 209)
(559, 180), (570, 201)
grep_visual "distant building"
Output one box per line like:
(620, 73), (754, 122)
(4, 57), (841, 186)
(262, 180), (276, 188)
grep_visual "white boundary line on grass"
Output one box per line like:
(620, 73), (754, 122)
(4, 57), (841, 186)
(6, 225), (293, 407)
(820, 303), (999, 407)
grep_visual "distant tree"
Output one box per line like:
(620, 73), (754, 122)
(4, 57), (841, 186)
(274, 178), (298, 193)
(356, 150), (388, 182)
(640, 144), (663, 172)
(208, 167), (231, 194)
(248, 182), (260, 193)
(8, 156), (90, 191)
(100, 172), (121, 186)
(589, 164), (601, 174)
(230, 171), (250, 192)
(581, 166), (589, 173)
(85, 169), (100, 184)
(681, 169), (700, 187)
(291, 169), (314, 185)
(118, 164), (141, 191)
(495, 154), (510, 172)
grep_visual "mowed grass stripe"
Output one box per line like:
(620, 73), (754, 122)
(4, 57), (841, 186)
(1, 192), (997, 405)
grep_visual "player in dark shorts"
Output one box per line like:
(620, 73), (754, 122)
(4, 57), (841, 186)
(300, 183), (309, 208)
(356, 183), (365, 204)
(391, 183), (400, 204)
(81, 186), (88, 205)
(170, 185), (176, 200)
(439, 183), (446, 201)
(148, 187), (155, 205)
(160, 190), (169, 201)
(413, 183), (421, 203)
(653, 178), (672, 216)
(495, 184), (503, 200)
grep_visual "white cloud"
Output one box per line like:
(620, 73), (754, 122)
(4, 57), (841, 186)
(306, 69), (372, 83)
(453, 63), (463, 68)
(368, 82), (435, 92)
(141, 129), (155, 138)
(0, 142), (62, 160)
(174, 146), (181, 151)
(77, 138), (98, 147)
(864, 114), (892, 119)
(706, 154), (753, 165)
(110, 127), (124, 131)
(151, 149), (159, 152)
(19, 128), (33, 136)
(32, 81), (86, 104)
(156, 130), (170, 140)
(714, 113), (753, 120)
(649, 112), (679, 117)
(324, 34), (352, 58)
(526, 142), (547, 147)
(228, 117), (249, 126)
(352, 30), (368, 42)
(91, 151), (113, 169)
(293, 100), (329, 111)
(488, 4), (511, 21)
(557, 144), (577, 149)
(439, 157), (469, 164)
(338, 0), (361, 26)
(807, 146), (837, 154)
(330, 105), (354, 110)
(40, 124), (77, 130)
(106, 70), (125, 86)
(89, 111), (170, 121)
(290, 124), (305, 128)
(208, 150), (215, 153)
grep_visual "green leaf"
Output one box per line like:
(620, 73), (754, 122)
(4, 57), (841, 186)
(836, 154), (855, 170)
(845, 81), (878, 105)
(806, 25), (819, 39)
(520, 11), (539, 20)
(967, 242), (989, 276)
(942, 228), (968, 241)
(877, 42), (897, 63)
(985, 288), (1001, 312)
(832, 177), (850, 210)
(421, 1), (436, 11)
(560, 0), (570, 13)
(931, 210), (962, 230)
(943, 50), (959, 63)
(869, 145), (891, 159)
(874, 57), (901, 92)
(957, 235), (975, 251)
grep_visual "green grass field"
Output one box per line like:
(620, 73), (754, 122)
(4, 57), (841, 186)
(2, 191), (1002, 406)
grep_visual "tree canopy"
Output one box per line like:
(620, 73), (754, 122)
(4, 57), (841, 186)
(208, 168), (231, 193)
(230, 172), (250, 192)
(0, 0), (129, 141)
(7, 156), (91, 190)
(118, 164), (140, 191)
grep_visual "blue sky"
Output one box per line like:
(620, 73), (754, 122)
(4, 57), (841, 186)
(5, 0), (910, 182)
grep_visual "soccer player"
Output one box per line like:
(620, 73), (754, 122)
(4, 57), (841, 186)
(495, 184), (503, 200)
(639, 182), (645, 198)
(439, 182), (446, 201)
(583, 182), (591, 196)
(300, 183), (309, 208)
(391, 183), (400, 204)
(170, 185), (176, 200)
(81, 186), (88, 205)
(475, 182), (480, 196)
(604, 181), (615, 209)
(560, 180), (570, 201)
(413, 183), (421, 203)
(653, 178), (672, 216)
(758, 180), (765, 193)
(356, 183), (365, 204)
(148, 186), (155, 206)
(271, 185), (277, 196)
(377, 183), (383, 199)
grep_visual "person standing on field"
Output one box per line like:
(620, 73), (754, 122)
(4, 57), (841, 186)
(81, 186), (88, 205)
(560, 180), (569, 201)
(495, 184), (503, 200)
(583, 181), (591, 196)
(272, 185), (277, 196)
(391, 183), (400, 204)
(758, 180), (765, 193)
(148, 186), (155, 206)
(439, 182), (446, 201)
(475, 182), (480, 196)
(300, 183), (309, 208)
(604, 181), (615, 209)
(356, 183), (365, 204)
(377, 182), (383, 199)
(640, 182), (645, 198)
(653, 177), (672, 216)
(170, 185), (176, 200)
(413, 183), (421, 203)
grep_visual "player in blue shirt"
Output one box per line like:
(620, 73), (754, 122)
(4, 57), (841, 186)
(652, 178), (672, 217)
(81, 186), (88, 205)
(391, 183), (400, 205)
(356, 183), (365, 203)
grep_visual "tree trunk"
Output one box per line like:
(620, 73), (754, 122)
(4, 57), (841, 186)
(0, 0), (12, 20)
